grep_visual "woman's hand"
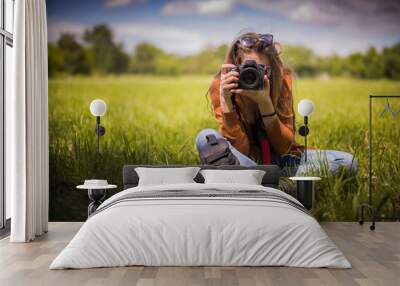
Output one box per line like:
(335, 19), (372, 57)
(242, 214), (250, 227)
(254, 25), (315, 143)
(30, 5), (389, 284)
(232, 75), (272, 108)
(219, 64), (239, 112)
(233, 75), (277, 125)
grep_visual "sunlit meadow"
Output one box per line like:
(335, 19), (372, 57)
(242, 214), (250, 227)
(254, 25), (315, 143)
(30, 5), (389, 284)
(49, 76), (400, 221)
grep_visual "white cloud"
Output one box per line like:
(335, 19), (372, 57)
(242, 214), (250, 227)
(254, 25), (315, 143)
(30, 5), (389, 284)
(47, 20), (209, 54)
(252, 0), (400, 32)
(198, 0), (234, 15)
(47, 20), (88, 43)
(161, 0), (400, 33)
(47, 18), (396, 57)
(289, 2), (341, 25)
(47, 0), (400, 57)
(104, 0), (147, 8)
(111, 23), (209, 54)
(162, 0), (234, 15)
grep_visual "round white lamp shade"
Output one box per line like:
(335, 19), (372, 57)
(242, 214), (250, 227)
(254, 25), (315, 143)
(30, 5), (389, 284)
(298, 99), (314, 117)
(90, 99), (107, 116)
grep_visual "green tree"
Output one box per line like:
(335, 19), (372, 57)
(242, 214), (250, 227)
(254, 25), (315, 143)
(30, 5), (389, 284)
(84, 24), (129, 74)
(57, 33), (90, 74)
(319, 54), (346, 77)
(182, 45), (226, 74)
(155, 54), (183, 75)
(130, 43), (164, 74)
(283, 45), (320, 76)
(112, 43), (130, 74)
(382, 43), (400, 80)
(364, 47), (384, 78)
(345, 53), (367, 78)
(48, 43), (64, 77)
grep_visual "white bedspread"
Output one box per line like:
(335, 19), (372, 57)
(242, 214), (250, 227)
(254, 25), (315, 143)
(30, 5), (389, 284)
(50, 183), (351, 269)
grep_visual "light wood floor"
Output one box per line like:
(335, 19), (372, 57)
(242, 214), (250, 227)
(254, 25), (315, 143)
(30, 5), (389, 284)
(0, 222), (399, 286)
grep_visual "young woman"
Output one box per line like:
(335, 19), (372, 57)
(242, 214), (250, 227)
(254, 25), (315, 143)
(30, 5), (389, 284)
(196, 32), (357, 176)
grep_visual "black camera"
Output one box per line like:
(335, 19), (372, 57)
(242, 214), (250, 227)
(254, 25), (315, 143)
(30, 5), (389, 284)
(229, 60), (266, 90)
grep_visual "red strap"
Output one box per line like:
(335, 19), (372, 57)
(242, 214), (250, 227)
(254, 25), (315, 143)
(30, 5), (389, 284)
(260, 138), (271, 165)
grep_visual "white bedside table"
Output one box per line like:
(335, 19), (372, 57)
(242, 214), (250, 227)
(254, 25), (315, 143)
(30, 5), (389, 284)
(77, 180), (117, 217)
(289, 176), (321, 210)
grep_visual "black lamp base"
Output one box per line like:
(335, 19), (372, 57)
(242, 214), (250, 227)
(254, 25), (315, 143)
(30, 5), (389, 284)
(88, 189), (107, 217)
(296, 180), (315, 210)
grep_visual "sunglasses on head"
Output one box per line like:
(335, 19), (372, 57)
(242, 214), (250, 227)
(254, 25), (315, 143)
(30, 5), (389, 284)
(238, 34), (273, 49)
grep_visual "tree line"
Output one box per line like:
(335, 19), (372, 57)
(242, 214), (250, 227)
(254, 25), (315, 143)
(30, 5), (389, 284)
(49, 24), (400, 79)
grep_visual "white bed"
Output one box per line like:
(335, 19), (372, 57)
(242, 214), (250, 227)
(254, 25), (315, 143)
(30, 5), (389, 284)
(50, 182), (350, 269)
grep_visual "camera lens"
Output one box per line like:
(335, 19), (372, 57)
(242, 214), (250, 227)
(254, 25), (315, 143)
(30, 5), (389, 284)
(240, 68), (260, 89)
(243, 70), (257, 84)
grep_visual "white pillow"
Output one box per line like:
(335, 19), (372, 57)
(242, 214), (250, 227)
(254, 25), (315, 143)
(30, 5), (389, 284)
(200, 169), (265, 185)
(135, 167), (200, 186)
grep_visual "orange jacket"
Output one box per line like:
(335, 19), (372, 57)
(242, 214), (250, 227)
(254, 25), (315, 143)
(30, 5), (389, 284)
(209, 70), (306, 162)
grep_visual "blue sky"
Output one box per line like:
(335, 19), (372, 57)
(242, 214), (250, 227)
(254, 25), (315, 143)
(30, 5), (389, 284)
(47, 0), (400, 56)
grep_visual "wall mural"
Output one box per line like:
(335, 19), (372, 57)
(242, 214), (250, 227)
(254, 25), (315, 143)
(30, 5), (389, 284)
(47, 0), (400, 221)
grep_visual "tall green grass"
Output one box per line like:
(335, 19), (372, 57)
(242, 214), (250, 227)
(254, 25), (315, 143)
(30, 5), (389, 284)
(49, 75), (400, 221)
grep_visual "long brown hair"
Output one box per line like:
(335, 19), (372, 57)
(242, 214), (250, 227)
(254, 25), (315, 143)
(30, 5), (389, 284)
(222, 32), (287, 108)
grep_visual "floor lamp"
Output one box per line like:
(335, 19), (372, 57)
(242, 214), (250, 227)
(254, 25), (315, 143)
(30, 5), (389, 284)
(290, 99), (319, 210)
(298, 99), (314, 163)
(89, 99), (107, 161)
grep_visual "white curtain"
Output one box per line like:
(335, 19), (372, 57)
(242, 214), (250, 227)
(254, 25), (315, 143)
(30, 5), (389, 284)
(8, 0), (49, 242)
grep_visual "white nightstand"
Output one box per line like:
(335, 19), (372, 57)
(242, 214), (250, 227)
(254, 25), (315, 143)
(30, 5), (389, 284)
(77, 180), (117, 217)
(289, 176), (321, 210)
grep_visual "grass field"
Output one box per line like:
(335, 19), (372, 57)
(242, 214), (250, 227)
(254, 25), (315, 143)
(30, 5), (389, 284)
(49, 75), (400, 221)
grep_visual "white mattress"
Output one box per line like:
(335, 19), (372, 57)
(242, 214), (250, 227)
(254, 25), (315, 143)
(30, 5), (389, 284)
(50, 183), (350, 269)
